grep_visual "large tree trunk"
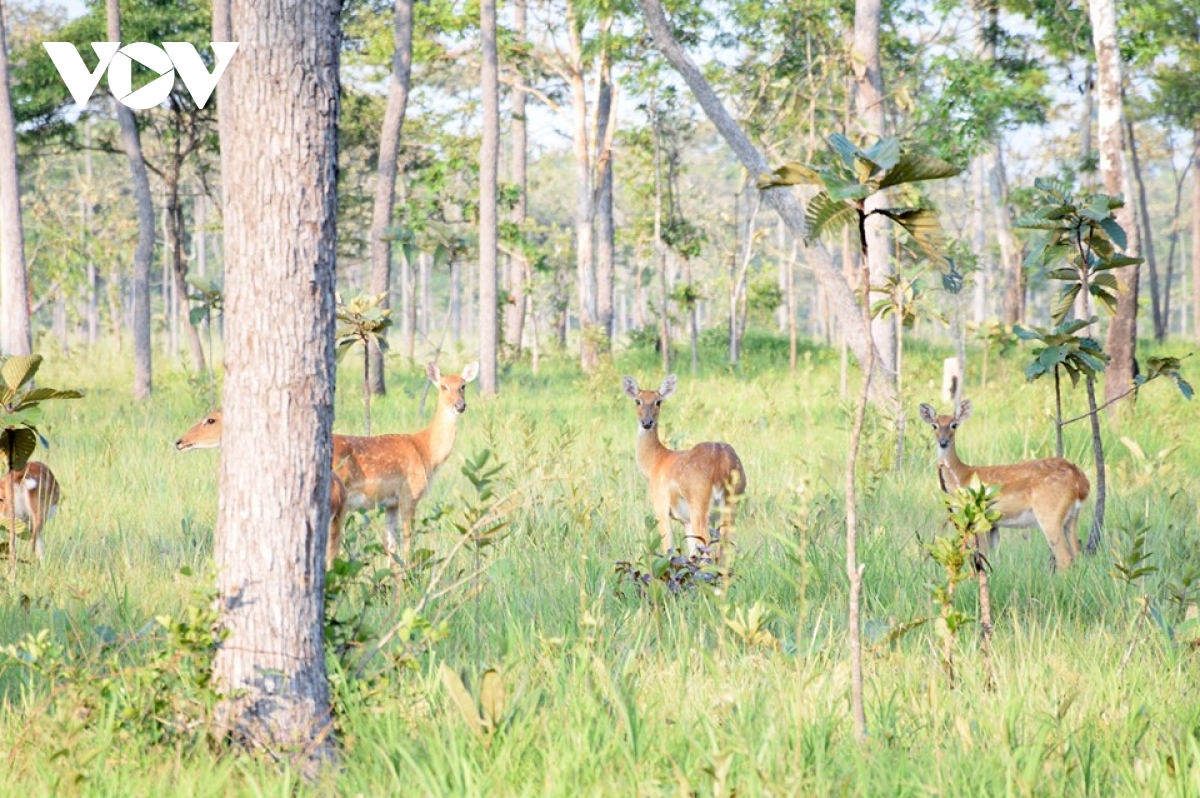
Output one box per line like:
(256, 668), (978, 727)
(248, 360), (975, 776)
(0, 3), (32, 356)
(478, 0), (499, 394)
(167, 167), (208, 374)
(567, 4), (598, 373)
(640, 0), (895, 407)
(214, 0), (340, 760)
(108, 0), (153, 397)
(1090, 0), (1140, 408)
(367, 0), (414, 396)
(594, 27), (617, 352)
(852, 0), (896, 380)
(989, 147), (1022, 325)
(504, 0), (528, 353)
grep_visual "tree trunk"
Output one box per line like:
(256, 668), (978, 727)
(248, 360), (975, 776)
(971, 156), (988, 324)
(651, 100), (670, 374)
(215, 0), (340, 761)
(567, 5), (598, 373)
(367, 0), (414, 396)
(450, 258), (462, 342)
(1193, 127), (1200, 344)
(1080, 62), (1094, 185)
(478, 0), (499, 394)
(504, 0), (528, 353)
(853, 0), (896, 380)
(109, 0), (153, 397)
(167, 170), (208, 374)
(1126, 116), (1163, 340)
(595, 30), (617, 352)
(419, 250), (431, 339)
(986, 148), (1022, 326)
(640, 0), (895, 408)
(1090, 0), (1140, 408)
(0, 3), (32, 356)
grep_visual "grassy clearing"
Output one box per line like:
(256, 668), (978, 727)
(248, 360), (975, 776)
(0, 335), (1197, 795)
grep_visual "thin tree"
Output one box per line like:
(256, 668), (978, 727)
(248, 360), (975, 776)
(504, 0), (528, 353)
(1089, 0), (1140, 408)
(368, 0), (414, 396)
(213, 0), (340, 762)
(106, 0), (153, 399)
(478, 0), (499, 395)
(0, 0), (31, 356)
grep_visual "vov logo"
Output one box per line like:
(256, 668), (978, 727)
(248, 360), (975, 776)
(42, 42), (238, 111)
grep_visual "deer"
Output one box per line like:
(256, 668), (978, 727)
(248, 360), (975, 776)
(331, 360), (478, 564)
(622, 374), (746, 565)
(0, 462), (60, 562)
(918, 399), (1090, 571)
(175, 410), (350, 568)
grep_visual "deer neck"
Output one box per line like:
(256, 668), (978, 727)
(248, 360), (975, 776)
(636, 424), (672, 477)
(938, 441), (973, 486)
(415, 402), (460, 472)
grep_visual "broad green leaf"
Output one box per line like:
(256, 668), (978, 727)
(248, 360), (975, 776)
(433, 244), (451, 271)
(1099, 217), (1126, 250)
(1091, 286), (1119, 316)
(0, 427), (38, 471)
(189, 306), (209, 326)
(828, 133), (861, 167)
(875, 208), (946, 261)
(1092, 273), (1119, 290)
(1051, 285), (1081, 324)
(804, 192), (859, 243)
(18, 387), (83, 404)
(1037, 345), (1068, 368)
(1013, 324), (1042, 341)
(1048, 267), (1077, 281)
(1, 355), (42, 393)
(878, 152), (962, 188)
(757, 162), (822, 188)
(825, 175), (874, 202)
(1094, 254), (1142, 270)
(863, 137), (901, 171)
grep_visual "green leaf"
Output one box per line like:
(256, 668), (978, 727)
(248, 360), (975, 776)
(825, 175), (874, 202)
(0, 427), (38, 471)
(433, 244), (451, 271)
(0, 355), (42, 393)
(189, 306), (209, 326)
(1094, 254), (1142, 270)
(863, 137), (901, 171)
(757, 162), (822, 188)
(828, 133), (861, 167)
(1099, 217), (1127, 250)
(1013, 324), (1043, 341)
(804, 192), (859, 243)
(878, 151), (962, 188)
(1091, 287), (1119, 316)
(1051, 285), (1081, 324)
(875, 208), (947, 262)
(1037, 345), (1068, 368)
(18, 387), (83, 404)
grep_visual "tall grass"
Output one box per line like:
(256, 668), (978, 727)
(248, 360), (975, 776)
(0, 335), (1197, 795)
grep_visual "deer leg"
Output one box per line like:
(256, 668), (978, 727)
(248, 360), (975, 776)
(1036, 509), (1074, 572)
(383, 506), (400, 558)
(326, 511), (344, 569)
(653, 495), (674, 554)
(31, 519), (44, 562)
(688, 494), (712, 560)
(1064, 502), (1083, 560)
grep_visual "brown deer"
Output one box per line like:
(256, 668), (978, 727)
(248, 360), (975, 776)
(919, 400), (1090, 571)
(176, 411), (349, 568)
(332, 360), (478, 563)
(0, 462), (60, 562)
(622, 374), (746, 564)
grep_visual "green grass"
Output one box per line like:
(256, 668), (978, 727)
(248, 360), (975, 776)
(1, 334), (1198, 795)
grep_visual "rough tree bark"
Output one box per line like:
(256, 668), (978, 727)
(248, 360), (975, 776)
(852, 0), (896, 379)
(0, 1), (31, 355)
(108, 0), (154, 396)
(504, 0), (528, 353)
(368, 0), (414, 396)
(478, 0), (499, 394)
(214, 0), (341, 761)
(1090, 0), (1140, 408)
(990, 148), (1022, 325)
(640, 0), (894, 407)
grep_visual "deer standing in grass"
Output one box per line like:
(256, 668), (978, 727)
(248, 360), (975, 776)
(176, 411), (349, 568)
(919, 400), (1090, 571)
(622, 375), (746, 564)
(0, 463), (60, 562)
(333, 360), (478, 564)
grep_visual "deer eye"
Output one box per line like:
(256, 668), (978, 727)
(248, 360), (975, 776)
(634, 398), (642, 406)
(205, 417), (216, 426)
(950, 422), (958, 429)
(930, 424), (937, 430)
(654, 399), (662, 407)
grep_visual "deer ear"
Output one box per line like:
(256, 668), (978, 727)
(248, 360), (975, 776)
(460, 361), (479, 383)
(427, 361), (441, 385)
(918, 403), (936, 424)
(955, 399), (972, 423)
(659, 374), (677, 399)
(622, 376), (639, 399)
